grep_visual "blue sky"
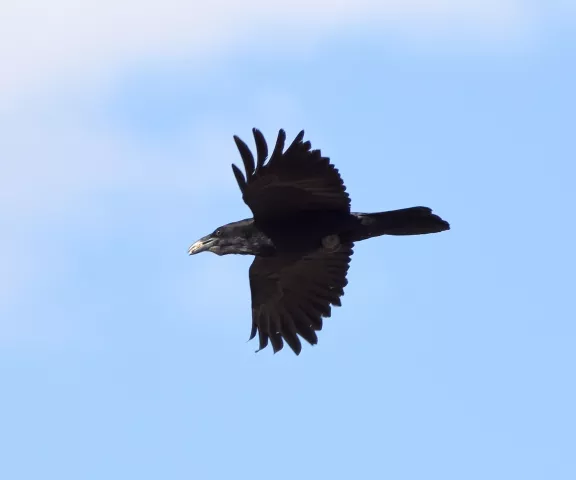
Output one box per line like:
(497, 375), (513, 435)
(1, 2), (575, 479)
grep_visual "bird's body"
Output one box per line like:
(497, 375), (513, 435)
(189, 128), (450, 355)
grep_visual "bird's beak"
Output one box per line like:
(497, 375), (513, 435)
(188, 235), (215, 255)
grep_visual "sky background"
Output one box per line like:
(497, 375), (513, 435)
(1, 1), (575, 479)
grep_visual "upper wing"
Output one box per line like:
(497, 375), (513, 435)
(248, 243), (354, 355)
(231, 129), (351, 221)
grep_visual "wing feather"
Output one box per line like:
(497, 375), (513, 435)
(252, 128), (268, 170)
(248, 243), (353, 354)
(271, 128), (287, 162)
(280, 310), (302, 355)
(231, 164), (247, 194)
(269, 324), (284, 354)
(233, 135), (255, 178)
(231, 129), (350, 221)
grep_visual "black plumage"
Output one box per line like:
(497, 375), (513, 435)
(188, 128), (450, 355)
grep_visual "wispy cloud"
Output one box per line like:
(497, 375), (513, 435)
(0, 89), (306, 215)
(0, 0), (563, 336)
(0, 89), (305, 312)
(1, 106), (228, 216)
(0, 0), (537, 106)
(0, 103), (213, 309)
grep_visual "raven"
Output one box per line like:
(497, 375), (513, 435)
(189, 129), (449, 355)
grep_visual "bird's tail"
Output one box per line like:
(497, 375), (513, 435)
(351, 207), (450, 241)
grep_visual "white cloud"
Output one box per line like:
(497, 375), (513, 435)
(0, 91), (307, 311)
(0, 108), (228, 217)
(0, 0), (555, 336)
(0, 0), (537, 107)
(0, 102), (232, 312)
(0, 85), (307, 216)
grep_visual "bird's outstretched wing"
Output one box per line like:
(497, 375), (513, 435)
(232, 129), (351, 221)
(248, 243), (354, 355)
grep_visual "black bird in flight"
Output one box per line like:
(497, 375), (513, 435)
(189, 129), (449, 355)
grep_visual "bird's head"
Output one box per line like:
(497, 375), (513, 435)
(188, 219), (264, 256)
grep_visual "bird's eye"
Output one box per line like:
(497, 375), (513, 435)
(215, 230), (222, 237)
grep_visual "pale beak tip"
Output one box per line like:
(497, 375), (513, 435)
(188, 240), (207, 255)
